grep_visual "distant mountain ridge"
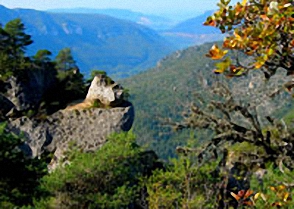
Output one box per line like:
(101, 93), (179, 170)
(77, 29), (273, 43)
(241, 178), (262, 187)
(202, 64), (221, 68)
(47, 7), (224, 49)
(47, 8), (176, 31)
(167, 10), (218, 34)
(161, 10), (224, 48)
(0, 5), (174, 78)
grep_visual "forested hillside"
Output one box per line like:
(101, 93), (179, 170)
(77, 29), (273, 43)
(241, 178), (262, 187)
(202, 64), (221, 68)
(121, 42), (293, 159)
(121, 43), (214, 158)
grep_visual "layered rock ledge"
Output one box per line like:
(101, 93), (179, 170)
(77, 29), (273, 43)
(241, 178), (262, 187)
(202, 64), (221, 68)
(4, 74), (134, 168)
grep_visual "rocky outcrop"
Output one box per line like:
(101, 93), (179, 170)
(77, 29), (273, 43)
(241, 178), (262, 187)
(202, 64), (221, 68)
(5, 68), (57, 111)
(66, 74), (124, 110)
(8, 101), (134, 157)
(85, 74), (124, 106)
(5, 75), (134, 169)
(0, 93), (15, 119)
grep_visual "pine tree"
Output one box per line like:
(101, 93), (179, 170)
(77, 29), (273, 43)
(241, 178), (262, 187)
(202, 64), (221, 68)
(4, 18), (32, 60)
(55, 48), (76, 71)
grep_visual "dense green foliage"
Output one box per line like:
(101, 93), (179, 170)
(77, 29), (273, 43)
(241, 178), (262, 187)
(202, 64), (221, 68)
(145, 140), (219, 209)
(55, 48), (77, 71)
(0, 123), (48, 208)
(36, 132), (161, 209)
(250, 166), (294, 208)
(0, 18), (32, 80)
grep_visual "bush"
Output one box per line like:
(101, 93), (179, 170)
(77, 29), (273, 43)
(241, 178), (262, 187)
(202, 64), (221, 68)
(37, 132), (161, 209)
(250, 166), (294, 208)
(145, 138), (220, 209)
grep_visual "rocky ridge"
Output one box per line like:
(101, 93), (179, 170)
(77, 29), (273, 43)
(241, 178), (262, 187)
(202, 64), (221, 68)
(2, 74), (134, 168)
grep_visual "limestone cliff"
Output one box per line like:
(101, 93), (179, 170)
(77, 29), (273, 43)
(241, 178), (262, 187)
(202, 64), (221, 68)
(5, 74), (134, 168)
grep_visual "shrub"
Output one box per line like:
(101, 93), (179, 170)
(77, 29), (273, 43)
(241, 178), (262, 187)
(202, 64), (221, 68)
(37, 132), (161, 209)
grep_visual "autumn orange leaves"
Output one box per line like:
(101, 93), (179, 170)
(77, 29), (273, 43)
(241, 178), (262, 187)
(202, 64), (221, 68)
(204, 0), (294, 78)
(230, 185), (292, 207)
(205, 44), (228, 60)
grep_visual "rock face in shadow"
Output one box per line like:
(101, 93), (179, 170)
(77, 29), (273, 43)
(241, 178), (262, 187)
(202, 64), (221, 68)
(5, 68), (57, 111)
(5, 75), (134, 169)
(0, 93), (15, 119)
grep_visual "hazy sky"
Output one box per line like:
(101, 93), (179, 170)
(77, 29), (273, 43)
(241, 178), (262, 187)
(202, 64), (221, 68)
(0, 0), (240, 18)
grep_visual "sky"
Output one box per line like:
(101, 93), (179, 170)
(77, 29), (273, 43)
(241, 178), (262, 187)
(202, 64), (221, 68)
(0, 0), (240, 19)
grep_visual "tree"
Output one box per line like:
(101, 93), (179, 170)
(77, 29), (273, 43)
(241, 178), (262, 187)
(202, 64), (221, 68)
(0, 24), (15, 77)
(52, 48), (86, 109)
(0, 26), (10, 52)
(169, 80), (294, 207)
(145, 142), (219, 209)
(173, 3), (294, 205)
(55, 48), (76, 71)
(33, 49), (52, 63)
(4, 18), (33, 60)
(204, 0), (294, 79)
(0, 19), (32, 76)
(200, 0), (294, 179)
